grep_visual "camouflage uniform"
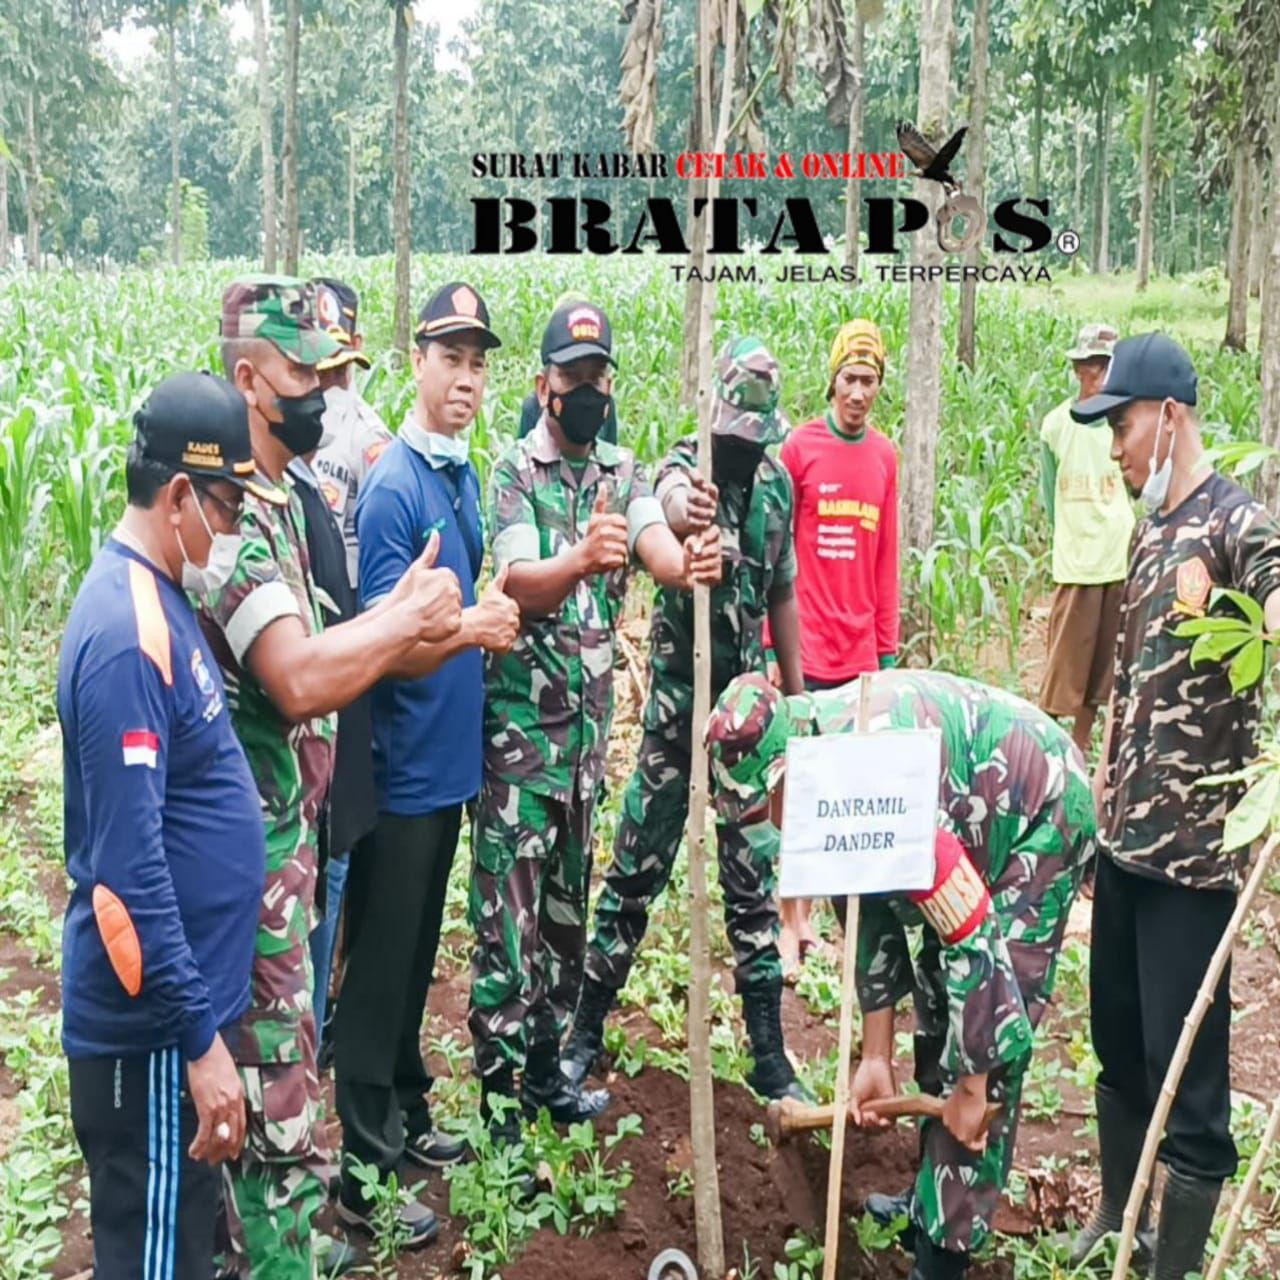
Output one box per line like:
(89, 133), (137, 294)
(585, 337), (795, 1001)
(708, 670), (1093, 1256)
(199, 277), (339, 1279)
(470, 418), (665, 1077)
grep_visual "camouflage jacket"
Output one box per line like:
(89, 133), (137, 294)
(485, 420), (664, 802)
(644, 436), (795, 740)
(1102, 470), (1280, 891)
(313, 384), (393, 590)
(195, 478), (336, 1065)
(788, 670), (1091, 1078)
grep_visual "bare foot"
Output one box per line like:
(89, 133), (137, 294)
(779, 927), (801, 984)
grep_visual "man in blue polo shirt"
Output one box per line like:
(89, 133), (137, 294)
(60, 372), (276, 1279)
(333, 282), (520, 1224)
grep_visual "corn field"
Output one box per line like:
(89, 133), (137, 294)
(0, 256), (1265, 672)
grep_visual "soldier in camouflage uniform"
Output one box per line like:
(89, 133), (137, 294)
(705, 670), (1092, 1280)
(1068, 335), (1280, 1280)
(563, 336), (807, 1102)
(203, 277), (465, 1273)
(472, 299), (721, 1138)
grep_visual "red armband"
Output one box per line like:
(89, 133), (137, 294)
(908, 829), (991, 944)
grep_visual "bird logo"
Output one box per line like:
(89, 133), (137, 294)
(896, 121), (968, 195)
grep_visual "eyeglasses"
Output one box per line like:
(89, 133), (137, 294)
(194, 483), (245, 529)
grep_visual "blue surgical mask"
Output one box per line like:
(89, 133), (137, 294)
(423, 432), (470, 468)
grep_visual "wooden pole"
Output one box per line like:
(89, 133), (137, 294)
(686, 0), (735, 1272)
(1111, 833), (1280, 1280)
(1204, 1094), (1280, 1280)
(821, 677), (873, 1280)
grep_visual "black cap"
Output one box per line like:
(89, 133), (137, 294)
(312, 277), (371, 371)
(415, 281), (501, 349)
(134, 372), (287, 506)
(1071, 332), (1198, 424)
(541, 299), (616, 367)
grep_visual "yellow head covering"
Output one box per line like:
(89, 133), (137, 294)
(829, 319), (886, 386)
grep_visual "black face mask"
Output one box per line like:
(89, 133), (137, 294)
(261, 378), (327, 457)
(712, 434), (764, 488)
(550, 383), (612, 446)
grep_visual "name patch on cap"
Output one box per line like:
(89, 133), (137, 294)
(182, 440), (224, 469)
(568, 306), (602, 342)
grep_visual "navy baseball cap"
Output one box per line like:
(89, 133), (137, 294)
(415, 281), (501, 349)
(541, 299), (616, 367)
(1071, 332), (1198, 424)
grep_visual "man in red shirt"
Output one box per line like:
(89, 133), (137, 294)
(777, 318), (900, 970)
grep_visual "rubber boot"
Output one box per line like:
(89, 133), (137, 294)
(520, 1040), (611, 1122)
(561, 975), (618, 1088)
(481, 1067), (523, 1147)
(864, 1187), (917, 1250)
(1152, 1167), (1221, 1280)
(1069, 1085), (1155, 1270)
(742, 980), (806, 1101)
(909, 1234), (969, 1280)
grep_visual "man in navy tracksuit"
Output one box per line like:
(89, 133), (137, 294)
(59, 373), (276, 1279)
(333, 282), (519, 1230)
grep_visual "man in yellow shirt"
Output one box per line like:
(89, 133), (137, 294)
(1039, 323), (1133, 753)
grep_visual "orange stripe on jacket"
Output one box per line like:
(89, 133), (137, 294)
(92, 884), (143, 996)
(128, 558), (172, 686)
(909, 829), (991, 944)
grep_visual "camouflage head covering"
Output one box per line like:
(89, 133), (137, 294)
(828, 319), (886, 392)
(1066, 322), (1119, 362)
(221, 275), (341, 367)
(710, 336), (788, 444)
(706, 673), (817, 820)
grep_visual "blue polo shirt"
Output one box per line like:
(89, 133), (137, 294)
(356, 424), (484, 815)
(59, 539), (265, 1061)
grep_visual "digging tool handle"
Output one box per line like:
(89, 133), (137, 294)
(767, 1094), (1000, 1145)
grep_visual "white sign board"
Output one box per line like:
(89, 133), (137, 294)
(778, 728), (942, 899)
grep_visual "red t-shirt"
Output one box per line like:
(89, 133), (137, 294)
(780, 414), (900, 682)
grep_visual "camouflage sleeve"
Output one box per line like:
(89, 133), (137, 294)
(855, 895), (914, 1013)
(654, 437), (699, 514)
(909, 831), (1034, 1077)
(197, 511), (298, 667)
(621, 457), (665, 553)
(773, 466), (797, 587)
(488, 446), (539, 569)
(1224, 498), (1280, 606)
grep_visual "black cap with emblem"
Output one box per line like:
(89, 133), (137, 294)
(1071, 332), (1198, 424)
(134, 371), (287, 506)
(415, 281), (502, 349)
(312, 277), (372, 372)
(540, 298), (616, 367)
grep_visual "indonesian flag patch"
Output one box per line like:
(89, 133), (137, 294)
(121, 730), (159, 769)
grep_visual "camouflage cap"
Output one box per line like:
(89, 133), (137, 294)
(706, 674), (817, 821)
(1066, 322), (1118, 362)
(220, 275), (341, 367)
(710, 336), (788, 445)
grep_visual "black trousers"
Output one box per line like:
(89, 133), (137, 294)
(334, 806), (461, 1182)
(1090, 854), (1238, 1181)
(69, 1047), (219, 1280)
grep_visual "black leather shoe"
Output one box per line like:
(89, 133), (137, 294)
(335, 1189), (438, 1250)
(562, 975), (618, 1087)
(521, 1041), (611, 1122)
(405, 1124), (467, 1168)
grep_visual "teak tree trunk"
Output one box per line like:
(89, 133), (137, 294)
(1225, 136), (1253, 351)
(1258, 41), (1280, 512)
(169, 4), (181, 267)
(843, 7), (865, 275)
(957, 0), (989, 368)
(392, 1), (412, 355)
(254, 0), (277, 271)
(24, 89), (39, 269)
(1091, 83), (1110, 274)
(282, 0), (301, 273)
(1136, 65), (1157, 291)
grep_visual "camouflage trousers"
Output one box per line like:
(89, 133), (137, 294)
(221, 1011), (330, 1278)
(468, 774), (596, 1078)
(585, 728), (782, 998)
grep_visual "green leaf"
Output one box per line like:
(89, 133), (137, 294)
(1174, 616), (1255, 637)
(1223, 768), (1280, 852)
(1229, 637), (1266, 694)
(1211, 587), (1264, 628)
(1190, 630), (1253, 667)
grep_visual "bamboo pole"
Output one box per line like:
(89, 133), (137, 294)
(821, 677), (873, 1280)
(1112, 833), (1280, 1280)
(686, 0), (736, 1272)
(1204, 1094), (1280, 1280)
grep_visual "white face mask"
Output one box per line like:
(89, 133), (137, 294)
(1140, 401), (1175, 515)
(177, 491), (242, 597)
